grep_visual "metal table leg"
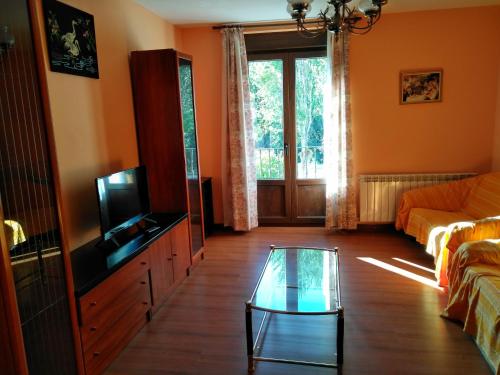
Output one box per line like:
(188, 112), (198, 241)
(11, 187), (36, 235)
(337, 306), (344, 365)
(245, 302), (254, 372)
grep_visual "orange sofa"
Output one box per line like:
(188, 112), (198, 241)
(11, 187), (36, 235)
(441, 240), (500, 374)
(395, 172), (500, 286)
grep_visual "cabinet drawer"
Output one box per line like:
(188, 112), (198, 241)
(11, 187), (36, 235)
(80, 272), (150, 350)
(83, 300), (150, 375)
(79, 251), (150, 325)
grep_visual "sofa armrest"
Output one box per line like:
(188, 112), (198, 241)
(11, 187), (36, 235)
(445, 216), (500, 254)
(446, 239), (500, 296)
(434, 216), (500, 286)
(395, 178), (476, 231)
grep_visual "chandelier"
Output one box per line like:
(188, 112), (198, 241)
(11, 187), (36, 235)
(287, 0), (388, 36)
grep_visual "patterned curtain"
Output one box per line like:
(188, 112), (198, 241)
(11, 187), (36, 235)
(324, 32), (357, 230)
(221, 27), (258, 231)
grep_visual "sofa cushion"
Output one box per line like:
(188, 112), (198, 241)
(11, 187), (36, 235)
(406, 208), (474, 245)
(462, 172), (500, 219)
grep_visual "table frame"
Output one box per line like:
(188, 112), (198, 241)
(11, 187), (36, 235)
(245, 245), (344, 372)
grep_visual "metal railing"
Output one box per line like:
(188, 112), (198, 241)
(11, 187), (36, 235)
(256, 147), (284, 180)
(296, 145), (324, 179)
(185, 148), (198, 179)
(255, 145), (324, 180)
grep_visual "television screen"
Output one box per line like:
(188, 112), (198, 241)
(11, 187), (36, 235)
(95, 166), (151, 240)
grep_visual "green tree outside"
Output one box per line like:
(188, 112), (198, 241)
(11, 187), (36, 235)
(249, 57), (327, 180)
(179, 61), (198, 178)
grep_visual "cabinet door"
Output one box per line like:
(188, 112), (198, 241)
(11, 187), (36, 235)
(170, 219), (191, 283)
(0, 1), (77, 373)
(149, 232), (174, 308)
(178, 57), (204, 256)
(0, 293), (16, 375)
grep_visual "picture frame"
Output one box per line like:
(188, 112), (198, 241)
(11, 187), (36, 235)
(43, 0), (99, 79)
(400, 69), (442, 104)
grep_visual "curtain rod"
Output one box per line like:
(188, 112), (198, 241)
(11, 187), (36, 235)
(212, 19), (320, 30)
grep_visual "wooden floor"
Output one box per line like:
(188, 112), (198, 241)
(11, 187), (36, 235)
(107, 227), (492, 375)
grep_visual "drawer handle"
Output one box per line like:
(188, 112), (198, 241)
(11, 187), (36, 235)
(167, 257), (173, 261)
(90, 301), (97, 307)
(90, 326), (97, 332)
(93, 352), (100, 357)
(141, 261), (147, 265)
(142, 301), (148, 305)
(140, 281), (147, 285)
(173, 253), (177, 257)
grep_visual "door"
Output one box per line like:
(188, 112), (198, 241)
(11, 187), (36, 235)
(149, 232), (174, 310)
(248, 51), (327, 224)
(178, 56), (204, 256)
(0, 0), (77, 373)
(170, 219), (191, 282)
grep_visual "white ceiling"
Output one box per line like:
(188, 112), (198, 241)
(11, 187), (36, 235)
(135, 0), (500, 25)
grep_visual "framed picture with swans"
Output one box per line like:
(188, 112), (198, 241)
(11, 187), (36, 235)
(43, 0), (99, 78)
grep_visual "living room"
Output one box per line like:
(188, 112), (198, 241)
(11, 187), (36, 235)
(0, 0), (499, 374)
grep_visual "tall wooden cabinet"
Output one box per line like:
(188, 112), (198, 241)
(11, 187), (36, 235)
(0, 1), (80, 374)
(130, 49), (205, 260)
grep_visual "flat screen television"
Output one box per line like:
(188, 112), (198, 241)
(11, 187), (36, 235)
(95, 166), (151, 241)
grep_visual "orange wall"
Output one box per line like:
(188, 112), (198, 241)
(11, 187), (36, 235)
(351, 7), (500, 176)
(34, 0), (179, 249)
(493, 61), (500, 171)
(180, 6), (500, 224)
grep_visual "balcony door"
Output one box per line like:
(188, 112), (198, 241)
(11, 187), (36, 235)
(248, 50), (327, 224)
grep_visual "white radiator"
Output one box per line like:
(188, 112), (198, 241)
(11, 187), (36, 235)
(359, 173), (476, 223)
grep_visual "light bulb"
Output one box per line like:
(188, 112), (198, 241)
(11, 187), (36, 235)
(358, 0), (380, 17)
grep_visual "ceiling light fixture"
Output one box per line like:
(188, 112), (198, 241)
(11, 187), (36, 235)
(287, 0), (388, 36)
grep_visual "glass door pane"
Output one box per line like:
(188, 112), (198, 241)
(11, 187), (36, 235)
(249, 60), (285, 180)
(179, 58), (203, 255)
(1, 1), (76, 372)
(295, 56), (327, 179)
(179, 59), (199, 179)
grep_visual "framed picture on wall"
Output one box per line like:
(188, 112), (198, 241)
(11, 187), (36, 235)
(43, 0), (99, 78)
(400, 69), (442, 104)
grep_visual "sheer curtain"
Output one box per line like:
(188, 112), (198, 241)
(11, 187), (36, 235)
(324, 32), (357, 230)
(221, 27), (258, 231)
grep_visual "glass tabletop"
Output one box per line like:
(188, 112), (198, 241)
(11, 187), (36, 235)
(250, 247), (340, 314)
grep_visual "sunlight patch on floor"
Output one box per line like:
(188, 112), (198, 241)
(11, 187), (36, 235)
(357, 257), (444, 291)
(392, 257), (435, 274)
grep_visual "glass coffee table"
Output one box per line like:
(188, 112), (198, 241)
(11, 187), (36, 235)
(245, 245), (343, 371)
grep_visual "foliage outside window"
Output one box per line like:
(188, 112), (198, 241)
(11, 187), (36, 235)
(249, 60), (285, 180)
(295, 57), (327, 179)
(249, 56), (327, 180)
(179, 62), (198, 179)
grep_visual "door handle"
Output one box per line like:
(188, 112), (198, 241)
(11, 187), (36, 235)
(284, 143), (289, 156)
